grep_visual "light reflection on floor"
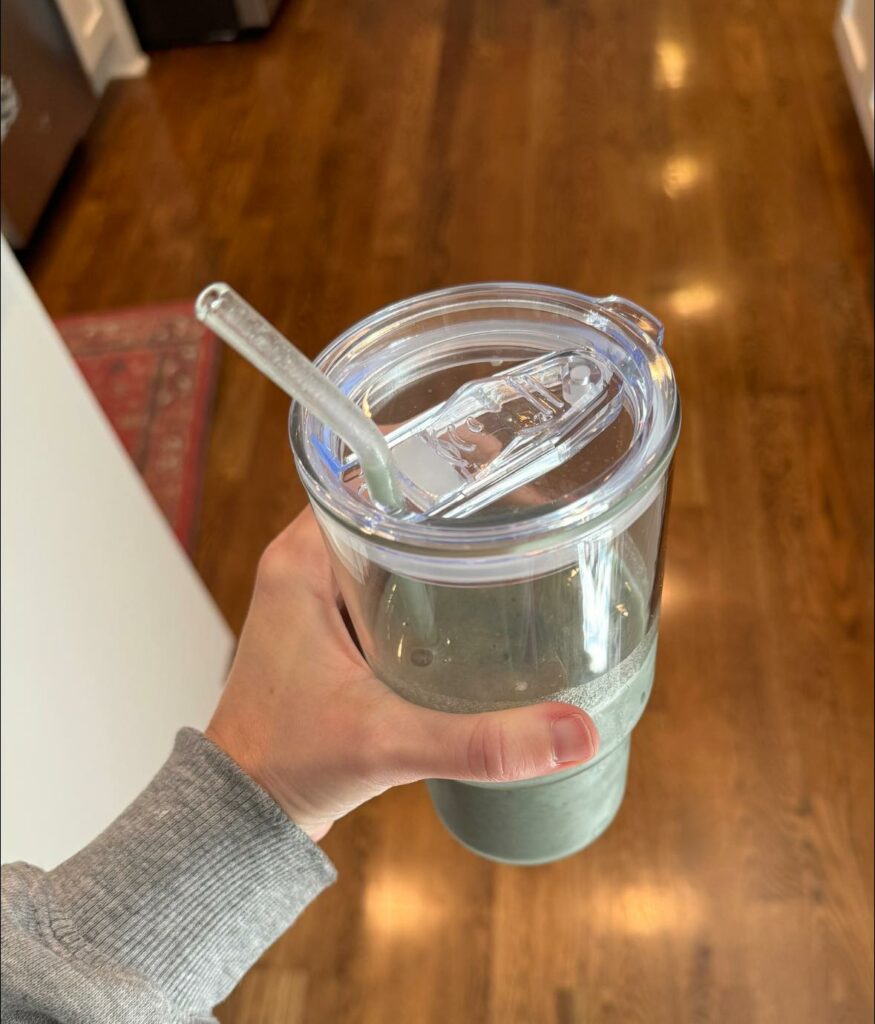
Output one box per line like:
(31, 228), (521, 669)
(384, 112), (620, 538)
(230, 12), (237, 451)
(592, 881), (705, 936)
(661, 155), (702, 198)
(364, 871), (446, 938)
(655, 39), (689, 90)
(668, 282), (720, 319)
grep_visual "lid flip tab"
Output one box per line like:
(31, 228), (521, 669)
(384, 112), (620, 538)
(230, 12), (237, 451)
(342, 349), (623, 520)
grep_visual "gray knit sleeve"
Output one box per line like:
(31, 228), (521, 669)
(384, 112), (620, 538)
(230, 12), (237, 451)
(0, 728), (337, 1024)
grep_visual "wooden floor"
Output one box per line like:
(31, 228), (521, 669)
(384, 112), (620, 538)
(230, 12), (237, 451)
(24, 0), (874, 1021)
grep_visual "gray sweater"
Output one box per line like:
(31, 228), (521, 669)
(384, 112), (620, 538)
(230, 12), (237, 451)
(0, 729), (337, 1023)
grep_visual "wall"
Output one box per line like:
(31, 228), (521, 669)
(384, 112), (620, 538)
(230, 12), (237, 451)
(835, 0), (874, 161)
(1, 237), (234, 869)
(55, 0), (149, 95)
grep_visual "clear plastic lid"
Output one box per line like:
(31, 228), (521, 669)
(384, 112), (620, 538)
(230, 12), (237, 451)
(290, 283), (680, 552)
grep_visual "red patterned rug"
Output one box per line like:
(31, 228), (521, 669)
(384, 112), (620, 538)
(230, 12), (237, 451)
(56, 303), (220, 554)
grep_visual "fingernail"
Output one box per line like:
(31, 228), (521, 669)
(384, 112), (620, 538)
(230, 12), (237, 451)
(551, 715), (597, 765)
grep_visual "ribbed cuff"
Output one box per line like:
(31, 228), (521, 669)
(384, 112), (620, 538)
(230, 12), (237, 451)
(39, 729), (336, 1014)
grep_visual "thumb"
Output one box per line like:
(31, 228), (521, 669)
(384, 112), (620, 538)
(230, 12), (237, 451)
(388, 702), (600, 785)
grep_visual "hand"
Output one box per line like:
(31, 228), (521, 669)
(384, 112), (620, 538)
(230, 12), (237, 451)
(206, 509), (599, 841)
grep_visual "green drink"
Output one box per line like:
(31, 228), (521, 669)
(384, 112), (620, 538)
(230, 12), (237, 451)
(427, 628), (658, 864)
(370, 549), (657, 863)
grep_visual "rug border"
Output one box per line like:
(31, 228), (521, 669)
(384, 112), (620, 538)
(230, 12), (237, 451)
(55, 299), (222, 556)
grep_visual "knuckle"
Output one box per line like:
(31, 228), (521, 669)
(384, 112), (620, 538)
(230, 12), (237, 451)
(256, 540), (289, 589)
(257, 515), (333, 601)
(466, 717), (516, 783)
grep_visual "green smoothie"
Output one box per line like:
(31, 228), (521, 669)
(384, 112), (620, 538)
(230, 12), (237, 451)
(427, 629), (657, 864)
(366, 545), (658, 864)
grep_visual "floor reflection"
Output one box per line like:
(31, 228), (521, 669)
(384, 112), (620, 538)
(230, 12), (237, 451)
(593, 881), (704, 935)
(661, 155), (702, 198)
(655, 40), (689, 90)
(668, 282), (720, 319)
(364, 871), (445, 938)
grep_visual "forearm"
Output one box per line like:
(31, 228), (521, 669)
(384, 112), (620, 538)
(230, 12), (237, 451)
(1, 729), (336, 1024)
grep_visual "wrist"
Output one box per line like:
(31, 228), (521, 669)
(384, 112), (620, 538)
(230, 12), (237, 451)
(204, 722), (332, 842)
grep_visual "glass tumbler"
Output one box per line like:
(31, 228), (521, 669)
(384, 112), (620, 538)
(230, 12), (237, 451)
(291, 283), (680, 864)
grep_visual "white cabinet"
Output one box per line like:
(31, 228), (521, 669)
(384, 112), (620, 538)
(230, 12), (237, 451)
(1, 238), (234, 869)
(54, 0), (148, 95)
(835, 0), (874, 161)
